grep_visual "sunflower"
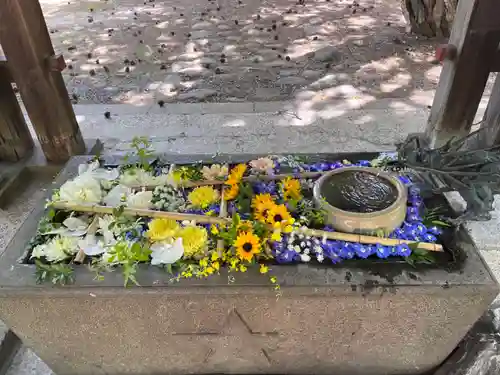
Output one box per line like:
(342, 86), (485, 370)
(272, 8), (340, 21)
(188, 186), (220, 209)
(147, 218), (180, 242)
(281, 177), (302, 201)
(253, 200), (277, 223)
(224, 181), (239, 201)
(234, 231), (261, 261)
(266, 204), (294, 228)
(251, 193), (274, 208)
(227, 164), (247, 183)
(237, 220), (254, 233)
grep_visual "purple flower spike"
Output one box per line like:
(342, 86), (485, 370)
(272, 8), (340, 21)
(407, 206), (419, 215)
(396, 244), (411, 257)
(391, 228), (406, 239)
(408, 186), (421, 196)
(375, 244), (390, 259)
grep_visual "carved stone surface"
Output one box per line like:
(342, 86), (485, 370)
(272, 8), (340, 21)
(0, 154), (498, 375)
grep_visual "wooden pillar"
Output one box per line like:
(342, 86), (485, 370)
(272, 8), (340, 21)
(478, 74), (500, 147)
(0, 0), (85, 163)
(426, 0), (500, 148)
(0, 64), (33, 161)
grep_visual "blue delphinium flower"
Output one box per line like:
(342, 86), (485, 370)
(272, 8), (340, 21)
(338, 242), (355, 259)
(329, 161), (344, 170)
(407, 206), (419, 216)
(406, 213), (423, 223)
(408, 195), (423, 207)
(352, 243), (371, 259)
(390, 228), (406, 239)
(375, 244), (390, 259)
(398, 175), (412, 185)
(356, 160), (371, 167)
(395, 243), (411, 257)
(253, 181), (277, 195)
(427, 226), (443, 236)
(322, 240), (342, 264)
(408, 186), (421, 197)
(276, 249), (299, 263)
(422, 233), (437, 242)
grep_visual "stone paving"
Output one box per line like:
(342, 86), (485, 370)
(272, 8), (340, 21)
(38, 0), (443, 104)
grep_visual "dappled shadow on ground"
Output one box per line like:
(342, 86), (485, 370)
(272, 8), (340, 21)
(40, 0), (448, 107)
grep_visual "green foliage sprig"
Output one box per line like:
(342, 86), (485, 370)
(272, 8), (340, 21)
(35, 261), (75, 285)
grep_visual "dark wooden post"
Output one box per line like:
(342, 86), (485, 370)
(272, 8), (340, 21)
(0, 63), (33, 161)
(426, 0), (500, 148)
(0, 0), (85, 163)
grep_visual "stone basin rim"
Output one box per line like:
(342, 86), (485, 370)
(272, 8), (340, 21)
(313, 166), (406, 218)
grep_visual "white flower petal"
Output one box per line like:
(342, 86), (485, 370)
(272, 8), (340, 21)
(63, 217), (89, 232)
(103, 185), (132, 207)
(151, 238), (184, 265)
(59, 174), (102, 205)
(79, 235), (106, 256)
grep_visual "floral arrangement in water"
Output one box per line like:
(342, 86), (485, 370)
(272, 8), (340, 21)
(30, 138), (450, 287)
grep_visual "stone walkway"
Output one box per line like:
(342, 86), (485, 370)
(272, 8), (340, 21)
(39, 0), (443, 104)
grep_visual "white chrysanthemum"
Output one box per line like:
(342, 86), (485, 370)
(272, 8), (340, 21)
(300, 254), (311, 262)
(103, 185), (132, 207)
(249, 157), (274, 173)
(150, 238), (184, 265)
(127, 191), (153, 209)
(58, 174), (102, 204)
(31, 236), (79, 262)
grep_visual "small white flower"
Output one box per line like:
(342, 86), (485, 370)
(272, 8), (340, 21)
(293, 245), (301, 253)
(303, 248), (310, 255)
(127, 191), (153, 209)
(298, 234), (304, 240)
(314, 246), (323, 254)
(202, 164), (229, 180)
(249, 157), (274, 173)
(306, 241), (312, 247)
(300, 254), (311, 262)
(300, 241), (306, 248)
(317, 254), (324, 263)
(313, 238), (320, 244)
(305, 235), (311, 240)
(150, 238), (184, 265)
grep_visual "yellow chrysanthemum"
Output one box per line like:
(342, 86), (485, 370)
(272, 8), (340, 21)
(234, 231), (261, 262)
(224, 181), (239, 201)
(260, 264), (269, 274)
(147, 218), (180, 242)
(188, 186), (220, 209)
(178, 226), (208, 257)
(281, 177), (302, 201)
(227, 164), (247, 183)
(253, 200), (277, 223)
(266, 204), (294, 228)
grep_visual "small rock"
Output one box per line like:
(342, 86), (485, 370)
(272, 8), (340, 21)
(311, 46), (342, 63)
(193, 21), (212, 30)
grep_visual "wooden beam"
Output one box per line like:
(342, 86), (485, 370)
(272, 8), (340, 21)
(0, 0), (85, 163)
(478, 74), (500, 147)
(0, 65), (33, 161)
(426, 0), (500, 148)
